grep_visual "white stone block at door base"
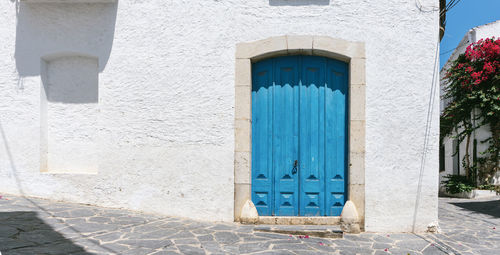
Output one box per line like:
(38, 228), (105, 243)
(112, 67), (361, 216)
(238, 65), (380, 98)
(340, 200), (361, 234)
(240, 200), (258, 224)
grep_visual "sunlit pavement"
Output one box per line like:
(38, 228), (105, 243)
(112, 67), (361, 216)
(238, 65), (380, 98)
(0, 194), (498, 254)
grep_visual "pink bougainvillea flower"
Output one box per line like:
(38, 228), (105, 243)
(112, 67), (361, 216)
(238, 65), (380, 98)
(471, 71), (482, 80)
(384, 248), (388, 252)
(318, 242), (324, 246)
(483, 62), (495, 74)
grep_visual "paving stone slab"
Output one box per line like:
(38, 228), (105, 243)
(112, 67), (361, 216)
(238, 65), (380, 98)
(177, 244), (206, 255)
(238, 242), (271, 253)
(173, 238), (200, 245)
(117, 239), (174, 249)
(197, 234), (214, 242)
(150, 251), (182, 255)
(0, 237), (36, 250)
(214, 231), (240, 244)
(394, 238), (431, 251)
(0, 225), (19, 237)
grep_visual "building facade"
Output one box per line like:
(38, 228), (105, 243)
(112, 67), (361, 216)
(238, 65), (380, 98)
(0, 0), (440, 232)
(439, 20), (500, 187)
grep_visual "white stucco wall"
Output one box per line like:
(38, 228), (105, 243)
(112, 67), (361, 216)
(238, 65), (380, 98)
(0, 0), (439, 232)
(439, 20), (500, 185)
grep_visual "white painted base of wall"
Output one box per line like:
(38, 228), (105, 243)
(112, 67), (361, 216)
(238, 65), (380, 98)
(440, 188), (499, 199)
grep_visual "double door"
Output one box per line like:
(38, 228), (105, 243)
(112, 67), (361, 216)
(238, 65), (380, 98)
(251, 55), (348, 216)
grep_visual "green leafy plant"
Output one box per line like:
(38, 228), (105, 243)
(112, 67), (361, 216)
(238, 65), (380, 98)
(441, 174), (475, 194)
(478, 184), (500, 194)
(478, 184), (496, 190)
(441, 37), (500, 185)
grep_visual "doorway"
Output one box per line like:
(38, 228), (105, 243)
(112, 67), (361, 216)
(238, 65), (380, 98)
(251, 55), (348, 216)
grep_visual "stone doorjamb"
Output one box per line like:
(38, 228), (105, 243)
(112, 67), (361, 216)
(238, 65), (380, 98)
(234, 35), (366, 228)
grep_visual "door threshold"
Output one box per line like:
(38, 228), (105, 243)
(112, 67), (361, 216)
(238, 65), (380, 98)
(257, 216), (341, 225)
(254, 225), (343, 238)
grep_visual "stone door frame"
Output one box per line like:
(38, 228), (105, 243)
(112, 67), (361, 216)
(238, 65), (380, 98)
(234, 35), (366, 227)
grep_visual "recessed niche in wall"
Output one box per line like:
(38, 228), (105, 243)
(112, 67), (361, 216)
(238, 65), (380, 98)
(40, 54), (99, 174)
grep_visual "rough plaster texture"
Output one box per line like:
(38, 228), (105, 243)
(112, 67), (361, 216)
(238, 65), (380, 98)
(0, 0), (439, 231)
(439, 20), (500, 185)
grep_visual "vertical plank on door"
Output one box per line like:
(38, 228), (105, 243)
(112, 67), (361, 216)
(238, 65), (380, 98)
(325, 59), (348, 216)
(299, 56), (327, 216)
(251, 58), (274, 216)
(273, 56), (300, 216)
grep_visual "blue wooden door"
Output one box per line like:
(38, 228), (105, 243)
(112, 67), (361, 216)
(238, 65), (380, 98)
(251, 55), (348, 216)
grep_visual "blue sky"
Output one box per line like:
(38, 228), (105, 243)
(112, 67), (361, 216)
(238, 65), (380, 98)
(440, 0), (500, 69)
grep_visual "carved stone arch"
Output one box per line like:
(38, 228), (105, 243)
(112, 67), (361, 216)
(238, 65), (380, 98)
(234, 35), (366, 228)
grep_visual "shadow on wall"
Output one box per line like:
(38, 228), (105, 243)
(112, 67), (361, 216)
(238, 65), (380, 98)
(0, 211), (91, 254)
(269, 0), (330, 6)
(14, 1), (118, 77)
(451, 200), (500, 219)
(41, 53), (99, 104)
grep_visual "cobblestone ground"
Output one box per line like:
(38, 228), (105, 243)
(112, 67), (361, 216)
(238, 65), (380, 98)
(0, 195), (498, 255)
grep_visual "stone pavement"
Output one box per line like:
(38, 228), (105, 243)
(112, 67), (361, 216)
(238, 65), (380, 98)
(0, 194), (498, 255)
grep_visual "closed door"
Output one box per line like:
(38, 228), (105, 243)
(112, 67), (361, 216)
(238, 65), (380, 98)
(251, 55), (348, 216)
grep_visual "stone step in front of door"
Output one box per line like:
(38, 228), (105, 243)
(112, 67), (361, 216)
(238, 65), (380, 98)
(254, 225), (343, 238)
(258, 216), (341, 225)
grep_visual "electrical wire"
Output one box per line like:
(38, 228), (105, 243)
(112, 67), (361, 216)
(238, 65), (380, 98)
(440, 0), (463, 17)
(440, 48), (456, 56)
(447, 0), (462, 10)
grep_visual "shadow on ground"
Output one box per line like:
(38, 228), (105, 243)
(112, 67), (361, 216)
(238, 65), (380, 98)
(0, 211), (90, 255)
(451, 199), (500, 218)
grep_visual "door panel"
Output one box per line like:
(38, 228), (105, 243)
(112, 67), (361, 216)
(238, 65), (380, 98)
(273, 56), (300, 216)
(251, 58), (274, 216)
(251, 55), (348, 217)
(299, 56), (327, 216)
(325, 59), (348, 216)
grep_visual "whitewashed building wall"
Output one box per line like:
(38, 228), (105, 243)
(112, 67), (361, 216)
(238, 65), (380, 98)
(0, 0), (440, 232)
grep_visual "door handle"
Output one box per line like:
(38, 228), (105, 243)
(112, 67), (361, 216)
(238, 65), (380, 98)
(292, 160), (298, 174)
